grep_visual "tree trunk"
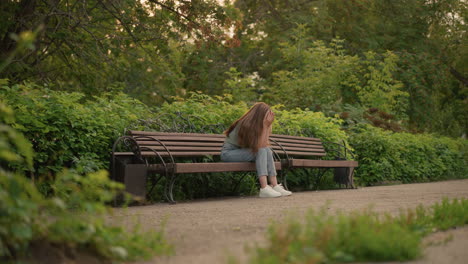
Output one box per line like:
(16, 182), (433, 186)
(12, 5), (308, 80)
(0, 0), (37, 58)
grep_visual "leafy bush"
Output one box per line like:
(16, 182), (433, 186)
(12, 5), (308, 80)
(157, 92), (248, 132)
(0, 170), (172, 262)
(350, 125), (468, 186)
(0, 95), (33, 170)
(246, 198), (468, 264)
(0, 80), (153, 177)
(155, 92), (349, 145)
(273, 107), (348, 146)
(0, 171), (43, 258)
(0, 101), (171, 262)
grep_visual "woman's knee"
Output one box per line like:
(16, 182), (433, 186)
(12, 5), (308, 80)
(258, 147), (272, 153)
(258, 147), (273, 158)
(222, 149), (256, 162)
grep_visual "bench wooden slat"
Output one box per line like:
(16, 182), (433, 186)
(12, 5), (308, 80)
(136, 144), (324, 153)
(136, 141), (222, 147)
(271, 134), (321, 142)
(136, 139), (321, 148)
(289, 159), (358, 168)
(279, 151), (326, 157)
(115, 151), (221, 157)
(132, 131), (321, 142)
(135, 137), (325, 150)
(269, 137), (324, 145)
(136, 140), (325, 152)
(148, 162), (282, 174)
(134, 136), (225, 142)
(271, 145), (324, 152)
(115, 151), (327, 158)
(130, 131), (225, 138)
(116, 149), (326, 157)
(270, 141), (323, 148)
(140, 146), (222, 151)
(132, 132), (323, 145)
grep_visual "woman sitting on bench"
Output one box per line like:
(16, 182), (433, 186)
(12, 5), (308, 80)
(221, 102), (292, 198)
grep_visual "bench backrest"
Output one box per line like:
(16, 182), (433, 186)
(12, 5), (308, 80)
(129, 131), (326, 158)
(130, 131), (224, 157)
(269, 134), (326, 158)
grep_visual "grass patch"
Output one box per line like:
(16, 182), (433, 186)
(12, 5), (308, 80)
(246, 198), (468, 264)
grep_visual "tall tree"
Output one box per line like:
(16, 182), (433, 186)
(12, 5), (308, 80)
(230, 0), (466, 136)
(0, 0), (239, 102)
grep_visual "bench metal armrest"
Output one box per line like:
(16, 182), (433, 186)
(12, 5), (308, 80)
(322, 140), (356, 160)
(133, 135), (175, 165)
(269, 138), (290, 162)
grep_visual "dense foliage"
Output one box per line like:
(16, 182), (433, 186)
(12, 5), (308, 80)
(1, 0), (466, 137)
(0, 101), (171, 262)
(349, 125), (468, 186)
(2, 82), (466, 197)
(0, 79), (153, 177)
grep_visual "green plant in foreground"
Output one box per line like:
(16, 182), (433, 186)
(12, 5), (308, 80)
(248, 198), (468, 264)
(0, 101), (172, 262)
(430, 198), (468, 231)
(0, 170), (173, 262)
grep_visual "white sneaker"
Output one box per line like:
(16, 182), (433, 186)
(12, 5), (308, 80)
(259, 185), (281, 198)
(272, 184), (292, 196)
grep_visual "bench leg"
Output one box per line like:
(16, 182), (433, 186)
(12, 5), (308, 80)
(164, 172), (177, 204)
(123, 164), (148, 198)
(279, 169), (289, 190)
(347, 167), (356, 189)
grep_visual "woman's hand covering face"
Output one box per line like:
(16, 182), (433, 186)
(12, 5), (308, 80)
(263, 110), (274, 126)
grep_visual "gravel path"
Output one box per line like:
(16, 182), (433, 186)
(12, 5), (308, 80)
(112, 179), (468, 264)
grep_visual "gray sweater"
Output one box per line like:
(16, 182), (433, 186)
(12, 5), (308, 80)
(224, 125), (241, 147)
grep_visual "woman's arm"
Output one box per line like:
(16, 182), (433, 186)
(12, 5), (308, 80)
(259, 110), (274, 148)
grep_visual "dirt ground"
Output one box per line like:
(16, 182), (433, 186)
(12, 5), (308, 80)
(111, 179), (468, 264)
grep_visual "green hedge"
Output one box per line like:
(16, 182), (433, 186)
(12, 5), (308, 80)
(157, 93), (349, 146)
(0, 80), (153, 176)
(2, 80), (466, 197)
(350, 125), (468, 186)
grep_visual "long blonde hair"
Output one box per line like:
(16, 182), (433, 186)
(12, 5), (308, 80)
(224, 102), (271, 152)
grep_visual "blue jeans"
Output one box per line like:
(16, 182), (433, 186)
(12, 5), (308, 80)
(220, 143), (277, 178)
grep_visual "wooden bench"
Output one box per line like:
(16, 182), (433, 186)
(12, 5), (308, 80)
(111, 131), (357, 203)
(111, 131), (283, 203)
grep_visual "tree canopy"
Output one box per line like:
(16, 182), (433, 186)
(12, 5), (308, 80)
(1, 0), (467, 136)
